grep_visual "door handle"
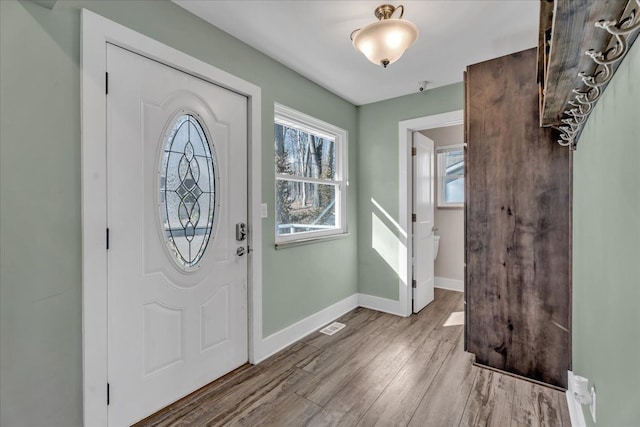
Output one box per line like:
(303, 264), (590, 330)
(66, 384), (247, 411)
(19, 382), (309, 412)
(236, 247), (246, 257)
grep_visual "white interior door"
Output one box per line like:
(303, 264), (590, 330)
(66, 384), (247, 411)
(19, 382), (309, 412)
(106, 44), (248, 426)
(413, 132), (435, 313)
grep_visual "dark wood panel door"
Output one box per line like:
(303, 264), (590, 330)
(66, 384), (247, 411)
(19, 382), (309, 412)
(465, 48), (571, 388)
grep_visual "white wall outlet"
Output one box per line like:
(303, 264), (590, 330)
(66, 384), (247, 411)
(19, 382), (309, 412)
(589, 386), (596, 423)
(260, 203), (268, 218)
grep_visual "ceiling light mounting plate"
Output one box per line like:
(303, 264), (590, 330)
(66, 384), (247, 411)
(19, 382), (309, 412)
(374, 4), (404, 20)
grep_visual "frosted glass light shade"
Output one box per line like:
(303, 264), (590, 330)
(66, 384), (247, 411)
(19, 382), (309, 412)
(352, 19), (419, 67)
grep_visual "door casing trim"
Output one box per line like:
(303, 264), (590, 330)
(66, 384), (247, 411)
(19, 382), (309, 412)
(398, 110), (463, 316)
(81, 9), (262, 425)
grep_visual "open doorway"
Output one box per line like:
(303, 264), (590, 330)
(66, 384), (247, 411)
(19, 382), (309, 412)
(419, 125), (465, 293)
(398, 110), (464, 316)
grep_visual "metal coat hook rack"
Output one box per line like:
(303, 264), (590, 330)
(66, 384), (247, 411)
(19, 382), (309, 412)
(555, 0), (640, 150)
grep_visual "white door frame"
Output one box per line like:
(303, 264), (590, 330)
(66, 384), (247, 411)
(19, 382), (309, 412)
(398, 110), (463, 316)
(81, 10), (262, 426)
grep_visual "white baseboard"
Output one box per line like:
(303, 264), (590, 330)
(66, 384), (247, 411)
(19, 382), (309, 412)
(254, 294), (359, 363)
(357, 293), (407, 317)
(434, 277), (464, 292)
(566, 371), (587, 427)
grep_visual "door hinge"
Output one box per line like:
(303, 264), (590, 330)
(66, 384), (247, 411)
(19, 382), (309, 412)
(107, 383), (110, 405)
(106, 72), (109, 95)
(106, 228), (110, 250)
(412, 279), (417, 288)
(411, 213), (416, 222)
(411, 147), (417, 156)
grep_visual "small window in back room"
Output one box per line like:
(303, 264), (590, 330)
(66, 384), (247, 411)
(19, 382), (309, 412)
(437, 146), (464, 207)
(274, 104), (348, 245)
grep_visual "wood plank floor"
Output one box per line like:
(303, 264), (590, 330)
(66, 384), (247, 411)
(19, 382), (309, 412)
(135, 289), (571, 427)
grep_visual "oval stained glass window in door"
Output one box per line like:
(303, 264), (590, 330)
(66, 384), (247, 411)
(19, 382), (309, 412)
(160, 114), (216, 269)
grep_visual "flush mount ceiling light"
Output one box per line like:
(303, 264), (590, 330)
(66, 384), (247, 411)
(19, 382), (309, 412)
(351, 4), (419, 68)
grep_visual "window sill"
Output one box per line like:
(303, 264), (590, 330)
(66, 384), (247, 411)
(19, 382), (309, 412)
(275, 232), (350, 250)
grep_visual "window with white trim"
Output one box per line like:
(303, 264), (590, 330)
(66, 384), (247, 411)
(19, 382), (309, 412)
(274, 104), (348, 244)
(437, 145), (464, 207)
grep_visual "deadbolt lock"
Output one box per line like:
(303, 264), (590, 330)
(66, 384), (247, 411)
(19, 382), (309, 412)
(236, 222), (247, 241)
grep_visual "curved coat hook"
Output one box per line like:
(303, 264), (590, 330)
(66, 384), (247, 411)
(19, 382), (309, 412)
(555, 0), (640, 150)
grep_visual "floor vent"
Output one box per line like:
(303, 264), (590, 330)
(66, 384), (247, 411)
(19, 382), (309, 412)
(319, 322), (345, 336)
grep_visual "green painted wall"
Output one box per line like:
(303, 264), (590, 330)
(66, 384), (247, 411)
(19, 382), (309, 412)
(0, 1), (357, 425)
(572, 41), (639, 425)
(357, 85), (463, 299)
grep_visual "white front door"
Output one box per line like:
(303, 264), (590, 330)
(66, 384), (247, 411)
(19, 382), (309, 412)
(412, 132), (435, 313)
(106, 44), (248, 426)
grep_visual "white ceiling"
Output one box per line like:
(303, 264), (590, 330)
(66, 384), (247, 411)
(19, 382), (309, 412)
(173, 1), (540, 106)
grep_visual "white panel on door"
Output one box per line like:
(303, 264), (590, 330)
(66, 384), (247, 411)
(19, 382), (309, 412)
(143, 302), (184, 375)
(200, 285), (230, 351)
